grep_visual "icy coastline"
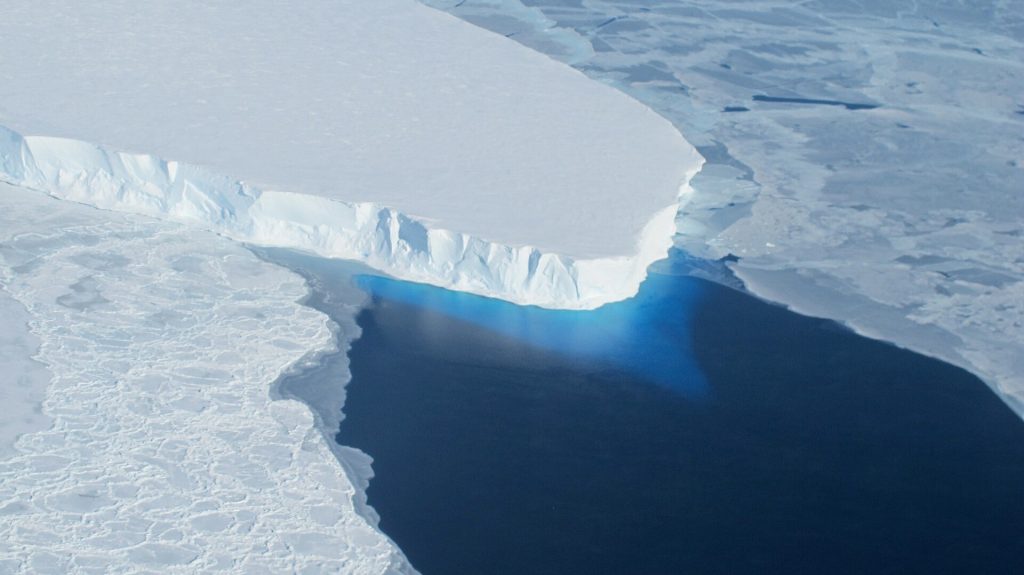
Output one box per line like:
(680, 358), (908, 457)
(0, 1), (707, 571)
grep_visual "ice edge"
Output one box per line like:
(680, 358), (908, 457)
(0, 125), (703, 310)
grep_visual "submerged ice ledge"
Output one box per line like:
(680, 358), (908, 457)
(0, 126), (701, 310)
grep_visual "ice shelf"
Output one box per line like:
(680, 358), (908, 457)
(0, 0), (702, 309)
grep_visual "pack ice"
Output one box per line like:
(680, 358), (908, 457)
(0, 183), (413, 573)
(0, 0), (701, 310)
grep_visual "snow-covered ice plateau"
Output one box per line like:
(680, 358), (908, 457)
(0, 0), (702, 310)
(0, 183), (412, 574)
(424, 0), (1024, 417)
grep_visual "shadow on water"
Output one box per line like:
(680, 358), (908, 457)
(331, 250), (1024, 575)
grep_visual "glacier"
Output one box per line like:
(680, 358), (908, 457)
(0, 0), (702, 310)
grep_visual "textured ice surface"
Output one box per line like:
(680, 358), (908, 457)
(425, 0), (1024, 415)
(0, 183), (411, 574)
(0, 0), (702, 309)
(0, 292), (51, 460)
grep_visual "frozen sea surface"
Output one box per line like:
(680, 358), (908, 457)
(0, 1), (1018, 571)
(0, 183), (411, 574)
(421, 0), (1024, 413)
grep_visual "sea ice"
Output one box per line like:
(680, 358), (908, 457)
(0, 293), (51, 459)
(0, 183), (412, 574)
(426, 0), (1024, 416)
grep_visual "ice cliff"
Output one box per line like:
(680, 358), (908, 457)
(0, 126), (700, 309)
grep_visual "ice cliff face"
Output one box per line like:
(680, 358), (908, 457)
(0, 126), (701, 310)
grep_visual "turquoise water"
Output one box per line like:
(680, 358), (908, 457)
(332, 251), (1024, 574)
(354, 257), (708, 398)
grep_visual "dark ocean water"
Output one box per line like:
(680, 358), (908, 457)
(332, 252), (1024, 575)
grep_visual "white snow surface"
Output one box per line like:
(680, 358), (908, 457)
(0, 183), (412, 574)
(0, 0), (701, 310)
